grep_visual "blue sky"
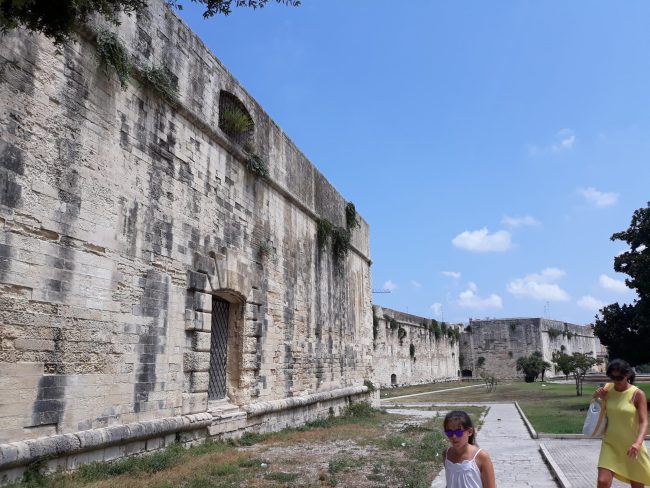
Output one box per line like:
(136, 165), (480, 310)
(177, 0), (650, 325)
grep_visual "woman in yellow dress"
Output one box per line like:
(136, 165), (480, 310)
(594, 359), (650, 488)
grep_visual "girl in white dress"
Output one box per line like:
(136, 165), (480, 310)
(442, 410), (496, 488)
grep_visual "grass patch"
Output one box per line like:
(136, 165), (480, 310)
(7, 401), (445, 488)
(77, 443), (185, 480)
(265, 471), (299, 482)
(403, 381), (650, 434)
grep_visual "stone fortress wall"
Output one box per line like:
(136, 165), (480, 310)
(0, 0), (375, 480)
(458, 318), (603, 378)
(372, 306), (460, 387)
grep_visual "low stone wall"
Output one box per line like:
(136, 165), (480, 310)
(372, 306), (459, 387)
(0, 386), (374, 483)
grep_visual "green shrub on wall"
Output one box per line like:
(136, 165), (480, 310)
(246, 153), (269, 178)
(398, 326), (407, 344)
(141, 65), (178, 103)
(220, 107), (253, 137)
(96, 30), (130, 89)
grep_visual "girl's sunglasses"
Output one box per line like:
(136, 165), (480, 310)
(609, 374), (626, 381)
(444, 429), (467, 438)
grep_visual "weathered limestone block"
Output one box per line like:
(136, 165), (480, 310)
(182, 393), (208, 415)
(183, 352), (210, 372)
(193, 293), (212, 313)
(189, 372), (209, 392)
(185, 311), (212, 332)
(191, 332), (211, 352)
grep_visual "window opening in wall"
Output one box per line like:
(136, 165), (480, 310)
(218, 91), (254, 147)
(208, 297), (230, 400)
(391, 374), (397, 386)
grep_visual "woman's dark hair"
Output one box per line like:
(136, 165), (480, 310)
(607, 358), (636, 384)
(444, 410), (476, 445)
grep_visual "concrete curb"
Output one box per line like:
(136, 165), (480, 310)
(539, 442), (572, 488)
(538, 433), (650, 440)
(513, 401), (538, 439)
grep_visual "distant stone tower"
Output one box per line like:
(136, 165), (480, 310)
(458, 318), (603, 378)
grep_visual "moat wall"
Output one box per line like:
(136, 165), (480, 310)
(459, 318), (602, 378)
(372, 306), (459, 388)
(0, 1), (374, 481)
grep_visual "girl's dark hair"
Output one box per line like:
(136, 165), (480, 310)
(444, 410), (476, 445)
(607, 358), (636, 384)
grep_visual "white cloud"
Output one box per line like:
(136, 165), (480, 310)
(577, 295), (605, 312)
(552, 128), (576, 151)
(457, 283), (503, 310)
(501, 215), (540, 227)
(507, 267), (570, 301)
(411, 280), (422, 289)
(599, 274), (629, 294)
(442, 271), (461, 279)
(430, 303), (443, 316)
(383, 280), (397, 291)
(452, 228), (512, 253)
(529, 129), (576, 156)
(578, 187), (619, 207)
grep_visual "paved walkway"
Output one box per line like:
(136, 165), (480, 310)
(384, 402), (559, 487)
(542, 438), (644, 488)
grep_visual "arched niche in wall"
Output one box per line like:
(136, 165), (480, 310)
(218, 90), (254, 147)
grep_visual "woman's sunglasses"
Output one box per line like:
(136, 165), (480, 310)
(444, 429), (467, 438)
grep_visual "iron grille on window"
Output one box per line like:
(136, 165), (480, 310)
(208, 297), (230, 400)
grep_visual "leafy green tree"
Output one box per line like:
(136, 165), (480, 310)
(552, 350), (573, 380)
(540, 360), (552, 382)
(594, 201), (650, 366)
(568, 352), (601, 396)
(516, 351), (545, 382)
(0, 0), (300, 45)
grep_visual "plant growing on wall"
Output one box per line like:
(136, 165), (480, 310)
(547, 328), (562, 339)
(141, 65), (178, 103)
(258, 240), (273, 259)
(509, 322), (518, 332)
(566, 331), (575, 340)
(385, 315), (398, 330)
(96, 30), (130, 89)
(477, 356), (486, 368)
(331, 226), (350, 262)
(220, 107), (253, 137)
(316, 218), (333, 251)
(345, 202), (359, 231)
(246, 153), (269, 178)
(372, 310), (379, 343)
(409, 343), (415, 359)
(363, 379), (376, 393)
(398, 326), (407, 345)
(430, 320), (442, 340)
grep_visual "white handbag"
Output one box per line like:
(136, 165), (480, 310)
(582, 398), (607, 437)
(583, 384), (611, 438)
